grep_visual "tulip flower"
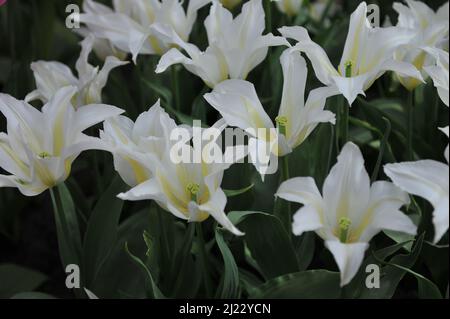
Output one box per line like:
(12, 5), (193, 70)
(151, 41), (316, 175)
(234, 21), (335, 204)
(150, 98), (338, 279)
(279, 2), (424, 105)
(26, 35), (128, 108)
(100, 100), (177, 187)
(156, 0), (289, 88)
(75, 0), (127, 61)
(204, 49), (338, 177)
(276, 142), (417, 286)
(384, 127), (449, 244)
(393, 0), (449, 91)
(0, 86), (124, 196)
(80, 0), (211, 63)
(116, 119), (244, 236)
(423, 47), (449, 107)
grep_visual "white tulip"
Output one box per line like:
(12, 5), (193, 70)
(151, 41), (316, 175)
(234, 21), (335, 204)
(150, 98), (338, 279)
(393, 0), (449, 91)
(279, 2), (424, 105)
(100, 100), (177, 187)
(80, 0), (211, 62)
(25, 34), (128, 107)
(423, 47), (449, 106)
(0, 86), (124, 196)
(384, 127), (449, 244)
(156, 0), (289, 88)
(117, 119), (244, 236)
(204, 49), (338, 177)
(276, 142), (417, 286)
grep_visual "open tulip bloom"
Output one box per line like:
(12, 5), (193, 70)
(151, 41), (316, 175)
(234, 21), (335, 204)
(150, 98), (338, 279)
(0, 86), (124, 196)
(115, 118), (245, 236)
(384, 127), (449, 244)
(204, 49), (338, 178)
(156, 0), (289, 88)
(393, 0), (449, 91)
(25, 34), (128, 108)
(100, 100), (178, 187)
(279, 1), (424, 105)
(276, 142), (417, 286)
(80, 0), (211, 63)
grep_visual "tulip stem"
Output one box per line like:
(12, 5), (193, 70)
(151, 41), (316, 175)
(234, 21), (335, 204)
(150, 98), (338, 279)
(264, 0), (272, 33)
(171, 66), (180, 111)
(343, 101), (349, 145)
(406, 90), (414, 161)
(196, 223), (212, 297)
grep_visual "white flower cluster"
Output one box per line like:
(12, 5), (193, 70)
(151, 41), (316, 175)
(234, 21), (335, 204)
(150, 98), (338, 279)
(0, 0), (448, 286)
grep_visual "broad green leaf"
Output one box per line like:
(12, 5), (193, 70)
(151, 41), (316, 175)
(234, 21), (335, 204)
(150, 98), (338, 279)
(83, 175), (126, 286)
(125, 242), (165, 299)
(215, 228), (241, 299)
(50, 184), (82, 269)
(0, 264), (47, 298)
(229, 211), (299, 279)
(249, 270), (341, 299)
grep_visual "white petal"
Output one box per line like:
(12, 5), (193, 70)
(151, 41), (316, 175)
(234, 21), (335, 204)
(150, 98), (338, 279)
(276, 176), (322, 206)
(117, 178), (164, 202)
(279, 26), (338, 86)
(323, 142), (371, 227)
(325, 240), (369, 286)
(204, 79), (274, 132)
(292, 205), (323, 237)
(199, 188), (244, 236)
(278, 49), (307, 140)
(75, 103), (124, 132)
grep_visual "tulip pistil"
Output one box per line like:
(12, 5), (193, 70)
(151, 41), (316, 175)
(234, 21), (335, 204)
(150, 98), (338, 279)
(344, 61), (353, 78)
(38, 152), (51, 159)
(338, 217), (352, 243)
(275, 116), (288, 136)
(187, 183), (200, 202)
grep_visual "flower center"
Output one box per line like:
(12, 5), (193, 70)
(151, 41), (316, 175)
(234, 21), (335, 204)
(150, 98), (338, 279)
(38, 151), (51, 159)
(338, 217), (352, 243)
(275, 116), (288, 136)
(186, 183), (200, 202)
(344, 61), (353, 78)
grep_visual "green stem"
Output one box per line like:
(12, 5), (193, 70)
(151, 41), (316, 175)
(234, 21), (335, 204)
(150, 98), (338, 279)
(264, 0), (272, 33)
(407, 90), (414, 161)
(171, 66), (180, 111)
(342, 99), (349, 146)
(371, 118), (391, 183)
(196, 223), (212, 297)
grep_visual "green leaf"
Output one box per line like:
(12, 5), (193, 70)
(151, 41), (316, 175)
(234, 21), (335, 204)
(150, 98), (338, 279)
(0, 264), (47, 298)
(83, 175), (126, 286)
(372, 252), (442, 299)
(215, 228), (241, 299)
(50, 184), (82, 268)
(223, 184), (254, 198)
(229, 211), (299, 279)
(125, 242), (165, 299)
(249, 270), (341, 299)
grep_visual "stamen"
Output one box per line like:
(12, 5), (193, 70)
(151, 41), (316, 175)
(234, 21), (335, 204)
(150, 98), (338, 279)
(187, 183), (200, 202)
(275, 116), (288, 136)
(344, 61), (353, 78)
(338, 217), (352, 243)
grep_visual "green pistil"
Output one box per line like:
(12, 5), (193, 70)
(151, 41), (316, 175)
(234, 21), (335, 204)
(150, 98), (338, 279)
(38, 151), (51, 159)
(275, 116), (288, 136)
(338, 217), (352, 243)
(344, 61), (353, 78)
(187, 183), (200, 202)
